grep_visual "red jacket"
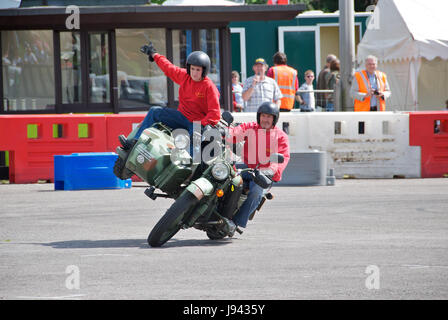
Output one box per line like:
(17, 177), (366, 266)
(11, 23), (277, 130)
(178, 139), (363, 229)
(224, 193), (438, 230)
(229, 122), (290, 182)
(154, 53), (221, 126)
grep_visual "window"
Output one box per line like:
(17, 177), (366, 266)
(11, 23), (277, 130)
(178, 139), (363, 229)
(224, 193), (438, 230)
(171, 29), (221, 102)
(88, 32), (110, 103)
(60, 31), (82, 104)
(172, 29), (191, 102)
(2, 30), (55, 111)
(116, 28), (167, 109)
(200, 29), (220, 91)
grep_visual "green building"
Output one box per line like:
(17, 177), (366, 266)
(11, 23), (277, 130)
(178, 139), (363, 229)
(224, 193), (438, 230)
(230, 11), (371, 86)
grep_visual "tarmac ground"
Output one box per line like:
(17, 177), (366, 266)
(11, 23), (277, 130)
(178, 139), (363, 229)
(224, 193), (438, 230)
(0, 178), (447, 300)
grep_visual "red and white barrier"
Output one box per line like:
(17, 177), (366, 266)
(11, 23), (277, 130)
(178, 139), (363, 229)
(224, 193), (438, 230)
(1, 111), (447, 183)
(409, 111), (448, 178)
(233, 111), (448, 179)
(0, 114), (144, 183)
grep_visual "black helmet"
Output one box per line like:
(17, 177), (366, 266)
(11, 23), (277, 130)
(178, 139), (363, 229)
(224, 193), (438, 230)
(186, 51), (211, 78)
(257, 102), (280, 126)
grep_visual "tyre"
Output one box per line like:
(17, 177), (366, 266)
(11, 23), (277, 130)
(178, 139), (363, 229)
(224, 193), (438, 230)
(206, 227), (226, 240)
(147, 191), (198, 247)
(113, 155), (133, 180)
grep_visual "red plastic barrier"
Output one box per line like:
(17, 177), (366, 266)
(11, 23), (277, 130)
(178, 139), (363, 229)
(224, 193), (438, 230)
(0, 115), (108, 183)
(409, 111), (448, 178)
(0, 114), (147, 183)
(105, 114), (144, 152)
(105, 114), (145, 183)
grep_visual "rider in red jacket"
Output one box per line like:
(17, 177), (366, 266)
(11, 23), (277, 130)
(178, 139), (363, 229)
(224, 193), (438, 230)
(229, 121), (289, 182)
(119, 42), (221, 150)
(228, 102), (290, 228)
(154, 53), (221, 127)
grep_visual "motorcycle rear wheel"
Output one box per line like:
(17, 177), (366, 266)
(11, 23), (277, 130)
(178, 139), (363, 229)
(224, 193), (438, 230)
(147, 191), (198, 247)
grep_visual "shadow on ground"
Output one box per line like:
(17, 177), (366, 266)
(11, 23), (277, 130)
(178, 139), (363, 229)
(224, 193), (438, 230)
(38, 237), (234, 249)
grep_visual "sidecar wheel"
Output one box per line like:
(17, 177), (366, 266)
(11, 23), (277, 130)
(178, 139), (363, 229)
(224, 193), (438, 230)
(113, 154), (133, 180)
(148, 191), (198, 247)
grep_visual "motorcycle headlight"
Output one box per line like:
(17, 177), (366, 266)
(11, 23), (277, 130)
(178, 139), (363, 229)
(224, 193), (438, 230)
(174, 133), (190, 150)
(211, 162), (229, 181)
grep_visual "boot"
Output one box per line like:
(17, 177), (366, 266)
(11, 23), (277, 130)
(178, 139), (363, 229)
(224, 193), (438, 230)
(119, 135), (135, 150)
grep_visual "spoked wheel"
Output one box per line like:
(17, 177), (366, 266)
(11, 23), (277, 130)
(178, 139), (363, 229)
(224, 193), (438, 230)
(147, 191), (198, 247)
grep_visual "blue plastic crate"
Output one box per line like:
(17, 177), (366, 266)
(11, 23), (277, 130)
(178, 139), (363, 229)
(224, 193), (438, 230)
(54, 152), (132, 190)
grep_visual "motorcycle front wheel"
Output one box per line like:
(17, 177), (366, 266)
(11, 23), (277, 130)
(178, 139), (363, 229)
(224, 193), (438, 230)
(147, 191), (198, 247)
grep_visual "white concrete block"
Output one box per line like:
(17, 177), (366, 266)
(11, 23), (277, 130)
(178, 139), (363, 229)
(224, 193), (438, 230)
(231, 111), (421, 178)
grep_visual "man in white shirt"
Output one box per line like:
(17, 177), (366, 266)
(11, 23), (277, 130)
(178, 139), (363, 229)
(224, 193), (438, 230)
(242, 58), (282, 112)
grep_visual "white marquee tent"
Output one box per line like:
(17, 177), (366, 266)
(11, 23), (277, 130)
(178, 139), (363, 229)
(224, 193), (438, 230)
(357, 0), (448, 111)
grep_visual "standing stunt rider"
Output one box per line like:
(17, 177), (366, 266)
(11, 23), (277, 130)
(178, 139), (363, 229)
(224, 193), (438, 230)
(119, 41), (221, 150)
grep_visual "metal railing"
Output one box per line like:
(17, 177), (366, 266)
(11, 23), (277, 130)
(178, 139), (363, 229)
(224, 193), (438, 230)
(294, 89), (336, 112)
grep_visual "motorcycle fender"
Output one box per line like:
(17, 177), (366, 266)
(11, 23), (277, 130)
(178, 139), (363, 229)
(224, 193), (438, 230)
(186, 178), (214, 201)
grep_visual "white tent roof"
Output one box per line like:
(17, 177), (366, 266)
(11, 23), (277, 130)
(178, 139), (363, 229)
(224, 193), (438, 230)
(357, 0), (448, 62)
(0, 0), (21, 9)
(162, 0), (242, 5)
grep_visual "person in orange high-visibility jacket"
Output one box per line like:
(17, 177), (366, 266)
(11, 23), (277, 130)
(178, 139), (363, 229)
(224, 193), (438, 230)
(267, 52), (299, 112)
(350, 55), (391, 111)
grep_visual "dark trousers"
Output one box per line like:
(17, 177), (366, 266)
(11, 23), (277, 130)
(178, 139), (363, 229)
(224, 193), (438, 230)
(134, 106), (193, 141)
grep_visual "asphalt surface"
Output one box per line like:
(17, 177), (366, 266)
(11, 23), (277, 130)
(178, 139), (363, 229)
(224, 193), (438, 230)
(0, 178), (447, 300)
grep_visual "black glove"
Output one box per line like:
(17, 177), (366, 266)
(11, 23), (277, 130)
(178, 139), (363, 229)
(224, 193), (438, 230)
(253, 169), (272, 189)
(260, 168), (274, 180)
(140, 42), (157, 62)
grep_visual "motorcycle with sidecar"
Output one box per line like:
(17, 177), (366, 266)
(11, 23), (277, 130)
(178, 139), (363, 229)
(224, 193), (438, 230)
(113, 111), (283, 247)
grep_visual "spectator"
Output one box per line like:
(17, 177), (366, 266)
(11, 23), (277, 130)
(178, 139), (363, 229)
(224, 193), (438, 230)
(324, 59), (340, 112)
(267, 52), (299, 112)
(445, 99), (448, 110)
(242, 58), (282, 112)
(295, 70), (315, 112)
(23, 43), (38, 64)
(350, 55), (391, 111)
(317, 54), (337, 109)
(231, 70), (244, 112)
